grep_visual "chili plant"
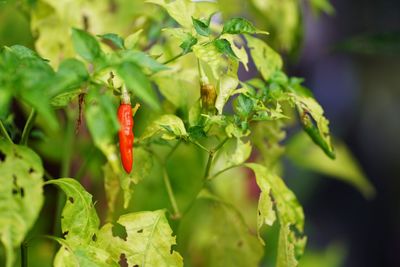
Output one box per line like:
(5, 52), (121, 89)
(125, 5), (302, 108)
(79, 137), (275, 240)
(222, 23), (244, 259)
(0, 0), (374, 267)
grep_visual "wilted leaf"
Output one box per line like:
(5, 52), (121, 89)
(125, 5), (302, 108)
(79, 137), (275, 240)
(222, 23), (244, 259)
(246, 163), (306, 266)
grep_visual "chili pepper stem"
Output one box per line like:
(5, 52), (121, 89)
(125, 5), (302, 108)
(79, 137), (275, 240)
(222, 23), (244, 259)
(120, 86), (131, 104)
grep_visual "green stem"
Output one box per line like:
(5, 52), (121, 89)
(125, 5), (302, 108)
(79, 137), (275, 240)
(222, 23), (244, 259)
(20, 109), (37, 145)
(165, 140), (181, 160)
(162, 52), (183, 65)
(20, 241), (27, 267)
(53, 113), (75, 239)
(208, 164), (241, 181)
(203, 153), (214, 180)
(163, 168), (181, 219)
(190, 140), (209, 153)
(0, 120), (13, 143)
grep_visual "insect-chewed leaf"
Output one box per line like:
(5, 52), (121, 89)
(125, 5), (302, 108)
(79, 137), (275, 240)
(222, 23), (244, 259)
(45, 178), (100, 245)
(98, 210), (183, 267)
(246, 163), (306, 267)
(245, 35), (282, 81)
(0, 141), (44, 267)
(140, 115), (187, 141)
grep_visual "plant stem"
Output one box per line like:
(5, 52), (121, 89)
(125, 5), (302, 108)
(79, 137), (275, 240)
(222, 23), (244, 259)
(53, 112), (75, 238)
(21, 241), (27, 267)
(190, 140), (209, 153)
(20, 109), (37, 145)
(0, 120), (13, 143)
(203, 137), (229, 180)
(203, 153), (214, 180)
(163, 168), (181, 219)
(162, 52), (183, 65)
(208, 164), (241, 180)
(165, 140), (181, 160)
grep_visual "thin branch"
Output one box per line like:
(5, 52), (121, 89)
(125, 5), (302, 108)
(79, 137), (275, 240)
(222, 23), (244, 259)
(163, 168), (181, 219)
(162, 52), (184, 65)
(0, 120), (13, 143)
(20, 109), (37, 145)
(207, 164), (242, 181)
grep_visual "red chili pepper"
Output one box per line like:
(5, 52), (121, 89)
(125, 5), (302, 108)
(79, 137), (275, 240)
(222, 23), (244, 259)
(117, 103), (134, 173)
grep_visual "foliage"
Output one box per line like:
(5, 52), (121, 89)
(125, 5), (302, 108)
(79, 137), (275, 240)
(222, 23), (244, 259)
(0, 0), (373, 267)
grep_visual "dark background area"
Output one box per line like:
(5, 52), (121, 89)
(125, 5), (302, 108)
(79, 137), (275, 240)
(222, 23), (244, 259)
(291, 0), (400, 266)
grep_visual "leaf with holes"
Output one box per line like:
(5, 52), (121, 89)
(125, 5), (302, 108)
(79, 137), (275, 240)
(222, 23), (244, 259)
(0, 141), (44, 267)
(45, 178), (100, 245)
(98, 210), (183, 267)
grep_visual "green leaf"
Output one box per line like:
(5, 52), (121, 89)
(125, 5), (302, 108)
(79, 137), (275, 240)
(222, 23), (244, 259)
(71, 28), (102, 62)
(117, 62), (160, 110)
(222, 17), (268, 35)
(46, 179), (116, 267)
(0, 141), (44, 267)
(146, 0), (196, 28)
(45, 178), (100, 245)
(178, 192), (263, 267)
(213, 38), (238, 59)
(234, 94), (254, 117)
(140, 115), (187, 141)
(286, 132), (375, 198)
(179, 33), (198, 54)
(98, 33), (125, 49)
(215, 73), (239, 114)
(192, 17), (211, 36)
(49, 59), (89, 96)
(85, 90), (120, 173)
(120, 50), (168, 73)
(99, 210), (183, 267)
(246, 163), (307, 266)
(51, 89), (82, 107)
(125, 29), (143, 50)
(120, 147), (154, 208)
(245, 35), (283, 81)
